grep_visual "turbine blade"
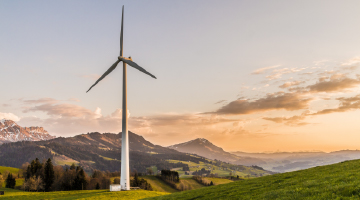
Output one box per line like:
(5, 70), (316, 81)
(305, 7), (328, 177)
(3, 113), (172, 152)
(120, 57), (157, 79)
(119, 6), (124, 56)
(86, 60), (121, 93)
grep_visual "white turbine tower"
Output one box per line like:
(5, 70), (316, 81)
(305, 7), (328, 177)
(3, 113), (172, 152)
(86, 6), (156, 191)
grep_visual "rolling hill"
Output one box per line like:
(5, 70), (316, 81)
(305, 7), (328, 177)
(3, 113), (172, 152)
(145, 159), (360, 199)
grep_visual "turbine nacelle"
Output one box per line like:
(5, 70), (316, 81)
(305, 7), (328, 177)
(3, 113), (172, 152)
(118, 56), (133, 61)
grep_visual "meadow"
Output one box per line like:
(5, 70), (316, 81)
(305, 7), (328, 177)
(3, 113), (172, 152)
(145, 159), (360, 199)
(3, 159), (360, 199)
(0, 187), (168, 200)
(0, 166), (20, 175)
(168, 159), (265, 178)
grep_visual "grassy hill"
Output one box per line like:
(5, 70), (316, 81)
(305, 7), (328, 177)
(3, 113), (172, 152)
(142, 176), (178, 193)
(0, 166), (20, 175)
(168, 159), (269, 178)
(145, 159), (360, 199)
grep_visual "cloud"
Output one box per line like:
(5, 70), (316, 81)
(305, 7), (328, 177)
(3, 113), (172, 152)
(251, 65), (281, 74)
(23, 98), (59, 104)
(341, 56), (360, 66)
(266, 67), (306, 80)
(20, 99), (241, 138)
(312, 94), (360, 115)
(0, 112), (20, 121)
(263, 111), (310, 126)
(214, 92), (312, 115)
(215, 100), (227, 104)
(307, 76), (360, 93)
(23, 103), (97, 118)
(279, 81), (303, 89)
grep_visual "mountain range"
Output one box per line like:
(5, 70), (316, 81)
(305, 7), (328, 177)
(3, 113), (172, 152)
(0, 130), (269, 177)
(168, 138), (360, 173)
(2, 119), (359, 174)
(0, 119), (55, 144)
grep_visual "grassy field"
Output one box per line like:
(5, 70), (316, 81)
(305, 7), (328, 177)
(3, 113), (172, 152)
(142, 176), (178, 193)
(0, 187), (168, 200)
(0, 166), (20, 175)
(176, 178), (204, 190)
(167, 160), (266, 178)
(145, 159), (360, 199)
(203, 177), (233, 185)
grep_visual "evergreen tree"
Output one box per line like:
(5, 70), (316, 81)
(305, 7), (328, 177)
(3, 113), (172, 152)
(74, 168), (87, 190)
(30, 158), (42, 178)
(95, 183), (100, 189)
(70, 163), (76, 170)
(5, 173), (16, 189)
(134, 171), (139, 186)
(44, 158), (55, 192)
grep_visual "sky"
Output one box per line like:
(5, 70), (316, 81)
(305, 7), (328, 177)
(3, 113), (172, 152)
(2, 0), (360, 152)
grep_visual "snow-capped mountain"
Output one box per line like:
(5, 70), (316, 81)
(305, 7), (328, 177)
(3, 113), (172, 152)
(0, 119), (55, 144)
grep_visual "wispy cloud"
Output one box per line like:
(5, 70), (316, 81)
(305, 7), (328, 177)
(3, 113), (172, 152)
(307, 75), (360, 93)
(23, 98), (59, 104)
(251, 65), (281, 74)
(263, 111), (311, 126)
(266, 68), (306, 80)
(312, 94), (360, 115)
(279, 81), (303, 89)
(341, 56), (360, 66)
(214, 92), (312, 115)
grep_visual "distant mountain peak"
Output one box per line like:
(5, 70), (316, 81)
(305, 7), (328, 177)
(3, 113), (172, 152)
(169, 137), (266, 166)
(0, 119), (55, 144)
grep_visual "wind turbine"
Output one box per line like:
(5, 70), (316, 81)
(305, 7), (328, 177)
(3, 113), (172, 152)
(86, 6), (156, 191)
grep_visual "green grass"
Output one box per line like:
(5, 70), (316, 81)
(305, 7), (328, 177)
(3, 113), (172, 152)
(53, 156), (80, 166)
(142, 176), (178, 193)
(145, 159), (360, 199)
(167, 160), (266, 178)
(176, 178), (204, 190)
(0, 166), (19, 175)
(0, 187), (168, 200)
(99, 155), (116, 161)
(203, 177), (233, 185)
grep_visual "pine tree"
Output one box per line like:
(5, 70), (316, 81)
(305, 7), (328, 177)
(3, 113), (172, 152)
(70, 163), (76, 170)
(95, 183), (100, 189)
(5, 173), (16, 189)
(44, 158), (55, 192)
(74, 168), (87, 190)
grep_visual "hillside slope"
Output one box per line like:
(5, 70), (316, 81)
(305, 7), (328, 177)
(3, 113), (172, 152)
(0, 132), (269, 177)
(0, 132), (205, 172)
(145, 159), (360, 199)
(169, 138), (265, 166)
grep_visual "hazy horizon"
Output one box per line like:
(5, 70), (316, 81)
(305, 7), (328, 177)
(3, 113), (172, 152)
(2, 0), (360, 152)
